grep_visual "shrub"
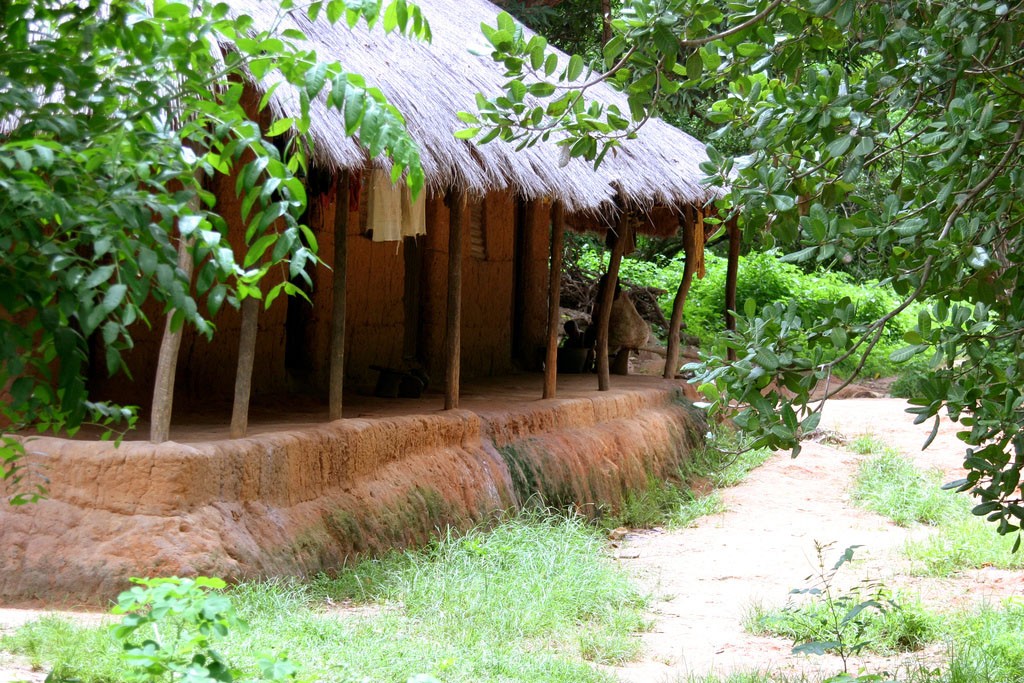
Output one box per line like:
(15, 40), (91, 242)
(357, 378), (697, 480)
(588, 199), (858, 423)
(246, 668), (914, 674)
(571, 244), (923, 377)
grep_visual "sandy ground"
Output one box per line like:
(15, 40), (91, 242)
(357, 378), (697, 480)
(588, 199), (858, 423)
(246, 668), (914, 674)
(3, 397), (1023, 682)
(609, 398), (1024, 682)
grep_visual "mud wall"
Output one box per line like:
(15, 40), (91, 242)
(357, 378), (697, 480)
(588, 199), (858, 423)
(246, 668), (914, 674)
(515, 199), (552, 368)
(421, 190), (519, 383)
(302, 180), (410, 392)
(0, 384), (704, 604)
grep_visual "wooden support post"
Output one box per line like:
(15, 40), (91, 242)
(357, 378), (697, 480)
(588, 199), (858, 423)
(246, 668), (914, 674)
(664, 210), (698, 379)
(229, 295), (260, 438)
(328, 170), (350, 421)
(725, 217), (741, 361)
(543, 202), (565, 399)
(444, 188), (467, 410)
(601, 0), (612, 46)
(150, 212), (198, 443)
(594, 211), (631, 392)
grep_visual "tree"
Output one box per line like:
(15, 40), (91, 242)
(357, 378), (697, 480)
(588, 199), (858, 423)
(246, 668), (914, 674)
(498, 0), (615, 58)
(463, 0), (1024, 541)
(0, 0), (428, 502)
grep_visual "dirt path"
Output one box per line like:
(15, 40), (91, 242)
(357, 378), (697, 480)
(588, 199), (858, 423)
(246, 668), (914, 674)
(611, 398), (1024, 682)
(3, 398), (1024, 683)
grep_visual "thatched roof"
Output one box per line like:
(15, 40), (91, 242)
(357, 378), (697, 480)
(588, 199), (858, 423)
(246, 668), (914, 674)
(236, 0), (717, 219)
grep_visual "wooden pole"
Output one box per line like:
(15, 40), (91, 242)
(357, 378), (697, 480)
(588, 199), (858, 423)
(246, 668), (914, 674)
(229, 295), (260, 438)
(543, 201), (565, 399)
(328, 169), (351, 421)
(150, 199), (199, 443)
(601, 0), (612, 46)
(664, 210), (697, 379)
(444, 188), (467, 410)
(725, 217), (741, 361)
(594, 211), (631, 392)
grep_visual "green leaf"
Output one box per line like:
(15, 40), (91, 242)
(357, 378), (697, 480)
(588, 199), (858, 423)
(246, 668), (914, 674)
(100, 284), (128, 315)
(771, 194), (796, 212)
(265, 118), (294, 137)
(84, 265), (116, 289)
(544, 53), (558, 77)
(343, 87), (365, 134)
(566, 54), (584, 81)
(754, 347), (780, 370)
(801, 411), (822, 433)
(889, 344), (927, 363)
(825, 136), (852, 158)
(244, 235), (276, 267)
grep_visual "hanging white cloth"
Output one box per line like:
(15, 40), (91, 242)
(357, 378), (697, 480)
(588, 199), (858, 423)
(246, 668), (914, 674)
(366, 168), (427, 242)
(366, 168), (403, 242)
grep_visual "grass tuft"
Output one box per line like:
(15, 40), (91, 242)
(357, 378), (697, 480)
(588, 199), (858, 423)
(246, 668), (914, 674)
(846, 434), (1024, 577)
(935, 600), (1024, 683)
(605, 478), (725, 530)
(851, 447), (964, 527)
(849, 433), (888, 455)
(602, 426), (771, 531)
(905, 516), (1024, 577)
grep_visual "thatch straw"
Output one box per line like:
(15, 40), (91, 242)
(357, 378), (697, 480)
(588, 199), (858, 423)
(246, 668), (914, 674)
(231, 0), (718, 219)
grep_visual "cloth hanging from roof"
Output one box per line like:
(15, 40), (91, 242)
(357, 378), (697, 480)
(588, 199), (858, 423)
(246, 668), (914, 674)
(365, 168), (427, 242)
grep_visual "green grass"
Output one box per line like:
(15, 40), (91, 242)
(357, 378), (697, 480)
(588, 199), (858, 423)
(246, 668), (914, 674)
(847, 434), (1024, 577)
(1, 616), (121, 682)
(905, 516), (1024, 577)
(739, 598), (1024, 680)
(937, 600), (1024, 683)
(689, 430), (774, 489)
(606, 478), (726, 530)
(1, 512), (648, 683)
(851, 447), (964, 527)
(601, 428), (771, 531)
(680, 673), (815, 683)
(849, 434), (888, 455)
(744, 591), (941, 657)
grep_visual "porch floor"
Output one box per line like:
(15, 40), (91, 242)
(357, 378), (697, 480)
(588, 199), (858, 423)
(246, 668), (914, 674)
(105, 371), (691, 444)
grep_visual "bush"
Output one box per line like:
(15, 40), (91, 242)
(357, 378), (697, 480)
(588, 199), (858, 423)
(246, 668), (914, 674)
(572, 244), (922, 377)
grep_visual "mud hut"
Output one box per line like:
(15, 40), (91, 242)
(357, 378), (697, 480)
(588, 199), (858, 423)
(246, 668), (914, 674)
(1, 0), (719, 603)
(86, 0), (718, 430)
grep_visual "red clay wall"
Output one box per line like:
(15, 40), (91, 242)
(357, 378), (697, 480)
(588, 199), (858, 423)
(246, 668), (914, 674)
(0, 383), (704, 604)
(300, 181), (409, 392)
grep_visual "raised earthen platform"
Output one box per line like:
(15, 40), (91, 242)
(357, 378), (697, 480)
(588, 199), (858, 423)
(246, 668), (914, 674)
(1, 375), (704, 604)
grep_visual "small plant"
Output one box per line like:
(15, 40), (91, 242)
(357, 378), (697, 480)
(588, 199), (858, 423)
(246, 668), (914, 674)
(110, 576), (299, 683)
(766, 543), (895, 673)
